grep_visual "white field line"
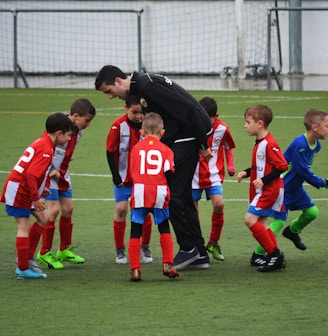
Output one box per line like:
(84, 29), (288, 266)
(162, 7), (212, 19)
(1, 170), (327, 202)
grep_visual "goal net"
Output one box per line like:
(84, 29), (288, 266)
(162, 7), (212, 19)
(0, 0), (281, 89)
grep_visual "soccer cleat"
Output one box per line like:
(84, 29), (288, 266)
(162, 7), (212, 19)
(141, 244), (153, 263)
(206, 242), (225, 261)
(250, 252), (267, 267)
(37, 250), (64, 270)
(173, 247), (200, 270)
(162, 263), (179, 279)
(282, 226), (307, 250)
(29, 259), (45, 274)
(185, 255), (210, 270)
(15, 266), (47, 280)
(257, 248), (286, 272)
(15, 257), (45, 274)
(130, 269), (142, 282)
(115, 248), (128, 264)
(56, 247), (85, 264)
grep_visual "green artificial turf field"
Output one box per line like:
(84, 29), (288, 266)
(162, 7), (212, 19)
(0, 88), (327, 336)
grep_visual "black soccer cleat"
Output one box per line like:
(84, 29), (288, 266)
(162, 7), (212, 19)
(257, 248), (286, 272)
(282, 226), (307, 250)
(250, 252), (266, 267)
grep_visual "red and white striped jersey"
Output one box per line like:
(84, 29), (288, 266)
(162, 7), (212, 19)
(192, 118), (235, 189)
(129, 136), (174, 209)
(1, 133), (54, 209)
(249, 132), (288, 210)
(107, 114), (143, 185)
(48, 129), (83, 190)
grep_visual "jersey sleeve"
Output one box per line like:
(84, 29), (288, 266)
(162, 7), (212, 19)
(267, 140), (288, 172)
(106, 122), (121, 152)
(287, 143), (325, 188)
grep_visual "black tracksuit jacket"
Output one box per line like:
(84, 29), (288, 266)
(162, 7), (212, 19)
(129, 72), (212, 148)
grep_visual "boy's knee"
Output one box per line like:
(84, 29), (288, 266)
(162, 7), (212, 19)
(303, 206), (319, 221)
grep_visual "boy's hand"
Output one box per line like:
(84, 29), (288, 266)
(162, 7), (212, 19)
(199, 148), (213, 160)
(41, 187), (51, 198)
(49, 169), (60, 179)
(33, 199), (47, 212)
(237, 171), (247, 182)
(252, 178), (264, 189)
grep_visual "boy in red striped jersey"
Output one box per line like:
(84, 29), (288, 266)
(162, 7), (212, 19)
(237, 104), (288, 272)
(128, 112), (179, 281)
(106, 95), (153, 265)
(36, 99), (96, 270)
(192, 97), (236, 266)
(1, 113), (73, 279)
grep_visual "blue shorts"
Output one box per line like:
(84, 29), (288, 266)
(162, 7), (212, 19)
(272, 209), (287, 221)
(114, 185), (132, 202)
(192, 185), (223, 202)
(44, 188), (72, 201)
(6, 205), (31, 218)
(131, 208), (169, 225)
(285, 188), (315, 211)
(248, 205), (274, 218)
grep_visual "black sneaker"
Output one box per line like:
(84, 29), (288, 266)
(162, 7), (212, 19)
(257, 248), (286, 272)
(282, 226), (307, 250)
(184, 255), (210, 270)
(250, 252), (266, 267)
(173, 247), (200, 270)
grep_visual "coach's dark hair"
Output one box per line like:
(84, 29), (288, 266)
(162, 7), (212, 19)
(70, 98), (96, 117)
(46, 112), (74, 134)
(95, 65), (127, 90)
(199, 97), (218, 118)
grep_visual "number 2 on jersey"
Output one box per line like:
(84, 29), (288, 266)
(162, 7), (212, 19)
(14, 147), (35, 173)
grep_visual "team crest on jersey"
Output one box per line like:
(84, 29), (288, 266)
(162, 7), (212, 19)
(140, 98), (148, 108)
(257, 151), (265, 160)
(214, 135), (222, 144)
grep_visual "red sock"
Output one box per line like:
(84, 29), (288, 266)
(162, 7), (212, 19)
(113, 220), (126, 249)
(250, 222), (275, 254)
(16, 237), (29, 270)
(28, 222), (44, 259)
(141, 215), (152, 245)
(160, 233), (174, 264)
(128, 237), (141, 270)
(59, 216), (72, 251)
(267, 228), (278, 248)
(40, 220), (55, 254)
(209, 212), (224, 243)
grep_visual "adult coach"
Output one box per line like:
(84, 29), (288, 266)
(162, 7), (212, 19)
(95, 65), (213, 270)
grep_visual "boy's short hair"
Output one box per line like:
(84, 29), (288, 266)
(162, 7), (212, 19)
(244, 104), (273, 128)
(199, 97), (217, 118)
(70, 98), (96, 117)
(142, 112), (164, 135)
(125, 95), (140, 108)
(46, 112), (74, 134)
(303, 108), (328, 131)
(95, 65), (127, 89)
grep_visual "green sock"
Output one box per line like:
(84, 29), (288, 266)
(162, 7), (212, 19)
(290, 206), (319, 233)
(254, 219), (285, 255)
